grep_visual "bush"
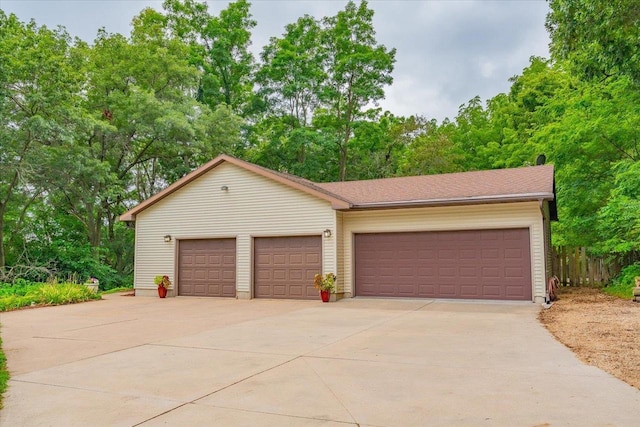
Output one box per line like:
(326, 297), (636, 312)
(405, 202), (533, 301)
(604, 263), (640, 299)
(0, 279), (41, 298)
(0, 282), (101, 312)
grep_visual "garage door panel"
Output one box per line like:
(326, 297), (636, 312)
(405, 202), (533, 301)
(459, 267), (477, 277)
(254, 236), (322, 300)
(178, 239), (236, 297)
(439, 285), (457, 297)
(505, 248), (524, 259)
(482, 248), (500, 259)
(355, 229), (531, 300)
(505, 267), (524, 278)
(419, 284), (436, 295)
(289, 254), (303, 264)
(483, 285), (502, 297)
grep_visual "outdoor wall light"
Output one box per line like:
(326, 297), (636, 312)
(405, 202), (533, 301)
(323, 229), (332, 238)
(221, 185), (229, 191)
(163, 235), (172, 243)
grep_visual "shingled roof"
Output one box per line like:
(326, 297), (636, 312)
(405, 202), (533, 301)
(316, 165), (555, 209)
(120, 155), (556, 221)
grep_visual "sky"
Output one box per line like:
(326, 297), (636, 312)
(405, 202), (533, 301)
(0, 0), (551, 122)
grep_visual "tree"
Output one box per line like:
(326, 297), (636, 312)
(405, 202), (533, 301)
(546, 0), (640, 83)
(252, 15), (328, 174)
(251, 2), (396, 182)
(399, 117), (462, 176)
(256, 15), (326, 128)
(0, 12), (84, 269)
(163, 0), (256, 114)
(534, 75), (640, 251)
(320, 0), (396, 181)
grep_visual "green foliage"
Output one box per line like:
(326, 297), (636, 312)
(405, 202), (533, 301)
(603, 263), (640, 300)
(0, 334), (7, 409)
(0, 282), (101, 312)
(163, 0), (256, 114)
(2, 0), (640, 286)
(547, 0), (640, 83)
(313, 273), (336, 292)
(0, 9), (242, 286)
(154, 275), (172, 288)
(0, 279), (40, 297)
(320, 1), (396, 181)
(250, 1), (396, 181)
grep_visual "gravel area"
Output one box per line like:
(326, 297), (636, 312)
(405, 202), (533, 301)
(539, 287), (640, 390)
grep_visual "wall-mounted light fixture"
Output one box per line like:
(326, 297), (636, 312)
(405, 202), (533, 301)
(163, 235), (172, 243)
(221, 185), (229, 191)
(323, 229), (332, 238)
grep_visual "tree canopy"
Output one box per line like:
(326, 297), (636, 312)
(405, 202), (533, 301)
(1, 0), (638, 286)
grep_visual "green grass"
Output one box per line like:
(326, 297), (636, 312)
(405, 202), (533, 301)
(603, 263), (640, 300)
(0, 282), (102, 312)
(0, 334), (7, 409)
(602, 282), (635, 299)
(100, 286), (134, 295)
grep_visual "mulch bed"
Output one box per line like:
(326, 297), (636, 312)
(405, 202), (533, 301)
(539, 287), (640, 390)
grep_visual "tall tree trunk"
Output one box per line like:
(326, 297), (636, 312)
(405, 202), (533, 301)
(339, 141), (348, 181)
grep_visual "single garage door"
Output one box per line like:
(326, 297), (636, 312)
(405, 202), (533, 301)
(254, 236), (322, 300)
(355, 229), (532, 300)
(178, 239), (236, 297)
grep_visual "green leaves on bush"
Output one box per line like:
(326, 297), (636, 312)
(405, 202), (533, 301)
(0, 282), (101, 312)
(604, 263), (640, 300)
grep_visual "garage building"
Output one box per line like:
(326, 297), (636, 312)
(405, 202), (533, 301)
(120, 155), (556, 302)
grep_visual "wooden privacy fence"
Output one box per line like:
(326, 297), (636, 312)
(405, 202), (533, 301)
(552, 246), (617, 286)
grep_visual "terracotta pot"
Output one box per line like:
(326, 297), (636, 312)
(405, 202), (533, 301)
(158, 286), (168, 298)
(320, 289), (330, 303)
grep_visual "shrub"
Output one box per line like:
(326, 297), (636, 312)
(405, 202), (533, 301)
(0, 282), (101, 312)
(604, 263), (640, 299)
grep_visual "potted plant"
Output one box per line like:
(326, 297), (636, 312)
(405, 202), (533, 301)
(314, 273), (336, 303)
(154, 275), (172, 298)
(84, 277), (99, 293)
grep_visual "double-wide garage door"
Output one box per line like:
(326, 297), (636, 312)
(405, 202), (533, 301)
(254, 236), (321, 300)
(355, 229), (532, 300)
(178, 239), (236, 297)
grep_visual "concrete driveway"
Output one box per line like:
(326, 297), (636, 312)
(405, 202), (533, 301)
(1, 294), (638, 426)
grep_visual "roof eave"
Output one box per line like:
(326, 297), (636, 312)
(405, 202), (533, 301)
(341, 192), (555, 211)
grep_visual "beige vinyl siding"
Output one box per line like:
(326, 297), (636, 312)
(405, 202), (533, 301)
(134, 162), (336, 295)
(335, 211), (345, 294)
(341, 202), (546, 302)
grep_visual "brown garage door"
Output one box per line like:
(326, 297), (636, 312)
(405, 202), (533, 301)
(178, 239), (236, 297)
(355, 229), (531, 300)
(254, 236), (322, 300)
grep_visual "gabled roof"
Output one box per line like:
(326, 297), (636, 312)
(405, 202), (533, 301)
(119, 155), (351, 221)
(120, 155), (556, 221)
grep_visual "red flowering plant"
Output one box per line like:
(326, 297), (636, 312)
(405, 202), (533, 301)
(154, 275), (172, 288)
(313, 273), (336, 292)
